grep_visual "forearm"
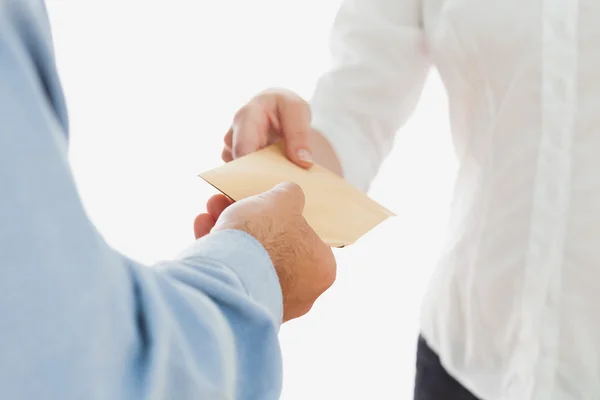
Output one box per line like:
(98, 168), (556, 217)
(0, 3), (283, 399)
(129, 230), (283, 400)
(310, 0), (430, 191)
(0, 231), (283, 399)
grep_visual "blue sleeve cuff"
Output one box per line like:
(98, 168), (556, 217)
(177, 229), (283, 325)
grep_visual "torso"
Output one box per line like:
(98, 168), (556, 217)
(418, 1), (600, 399)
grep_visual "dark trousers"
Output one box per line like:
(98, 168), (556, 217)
(414, 336), (481, 400)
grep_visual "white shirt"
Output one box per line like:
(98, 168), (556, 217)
(310, 1), (597, 399)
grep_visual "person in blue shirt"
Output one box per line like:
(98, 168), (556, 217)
(0, 2), (336, 399)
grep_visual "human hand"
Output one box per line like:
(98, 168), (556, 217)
(194, 183), (336, 322)
(223, 89), (315, 168)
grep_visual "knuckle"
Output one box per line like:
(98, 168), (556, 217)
(232, 102), (261, 124)
(232, 106), (248, 124)
(288, 182), (306, 205)
(260, 87), (292, 98)
(263, 88), (309, 109)
(276, 181), (305, 203)
(257, 88), (280, 99)
(283, 181), (303, 193)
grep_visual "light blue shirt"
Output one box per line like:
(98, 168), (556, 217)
(0, 1), (283, 399)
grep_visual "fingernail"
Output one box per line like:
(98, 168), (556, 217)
(297, 149), (313, 164)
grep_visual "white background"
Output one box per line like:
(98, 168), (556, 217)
(48, 1), (456, 398)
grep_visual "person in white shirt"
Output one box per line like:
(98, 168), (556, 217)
(222, 0), (598, 399)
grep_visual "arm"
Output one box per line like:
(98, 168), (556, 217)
(0, 2), (281, 399)
(310, 0), (430, 190)
(225, 0), (429, 190)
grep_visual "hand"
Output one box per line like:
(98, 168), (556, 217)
(193, 193), (234, 239)
(223, 89), (314, 168)
(194, 183), (337, 322)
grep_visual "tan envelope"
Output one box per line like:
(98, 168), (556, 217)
(199, 144), (394, 247)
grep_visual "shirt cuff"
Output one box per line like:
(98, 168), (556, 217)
(178, 229), (283, 325)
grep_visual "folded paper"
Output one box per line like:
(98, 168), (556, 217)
(199, 144), (394, 247)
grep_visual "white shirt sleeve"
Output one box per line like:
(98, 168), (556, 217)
(310, 0), (431, 191)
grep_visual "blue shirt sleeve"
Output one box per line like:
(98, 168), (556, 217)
(0, 2), (283, 399)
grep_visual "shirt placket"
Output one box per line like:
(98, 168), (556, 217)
(503, 1), (578, 399)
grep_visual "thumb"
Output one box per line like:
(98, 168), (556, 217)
(263, 182), (306, 214)
(277, 94), (313, 168)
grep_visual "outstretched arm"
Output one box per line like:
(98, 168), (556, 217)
(0, 2), (282, 399)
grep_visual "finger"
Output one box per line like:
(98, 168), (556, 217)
(224, 128), (233, 148)
(232, 102), (270, 159)
(194, 213), (216, 239)
(276, 93), (313, 168)
(222, 147), (233, 162)
(206, 194), (233, 220)
(265, 181), (305, 213)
